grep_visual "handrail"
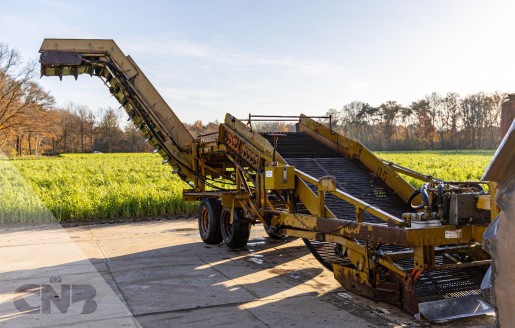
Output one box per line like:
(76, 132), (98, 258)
(245, 114), (333, 131)
(295, 169), (407, 226)
(381, 160), (442, 183)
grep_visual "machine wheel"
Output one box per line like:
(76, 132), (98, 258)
(262, 212), (285, 239)
(198, 198), (223, 244)
(220, 207), (251, 249)
(264, 225), (285, 239)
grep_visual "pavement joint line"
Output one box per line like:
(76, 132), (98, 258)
(87, 228), (111, 264)
(132, 300), (255, 317)
(28, 314), (140, 328)
(92, 253), (204, 262)
(101, 260), (134, 311)
(0, 240), (88, 248)
(101, 266), (202, 276)
(240, 303), (272, 328)
(86, 229), (134, 312)
(0, 267), (107, 282)
(131, 292), (314, 318)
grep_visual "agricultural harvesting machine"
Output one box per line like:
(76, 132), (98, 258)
(39, 39), (510, 322)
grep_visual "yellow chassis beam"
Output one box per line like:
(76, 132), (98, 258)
(278, 212), (487, 247)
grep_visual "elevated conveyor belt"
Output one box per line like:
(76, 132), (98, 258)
(262, 132), (411, 221)
(39, 39), (195, 182)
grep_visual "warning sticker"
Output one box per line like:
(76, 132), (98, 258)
(265, 170), (273, 178)
(445, 230), (462, 239)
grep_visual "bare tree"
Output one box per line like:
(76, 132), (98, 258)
(399, 105), (417, 149)
(65, 102), (95, 152)
(425, 92), (443, 148)
(440, 92), (460, 148)
(378, 101), (402, 148)
(461, 93), (492, 148)
(0, 44), (53, 133)
(95, 107), (122, 152)
(411, 99), (433, 148)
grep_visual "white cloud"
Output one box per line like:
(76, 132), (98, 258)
(124, 34), (343, 79)
(161, 87), (225, 101)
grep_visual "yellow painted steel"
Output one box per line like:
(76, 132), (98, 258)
(278, 211), (487, 247)
(477, 195), (491, 211)
(489, 182), (500, 219)
(264, 165), (295, 190)
(39, 39), (195, 182)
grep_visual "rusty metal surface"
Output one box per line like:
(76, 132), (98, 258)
(415, 268), (487, 303)
(298, 117), (417, 203)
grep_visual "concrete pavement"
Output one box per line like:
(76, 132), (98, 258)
(0, 218), (495, 327)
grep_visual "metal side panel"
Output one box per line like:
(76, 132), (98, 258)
(224, 114), (286, 164)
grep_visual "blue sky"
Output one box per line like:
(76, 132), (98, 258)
(1, 0), (514, 123)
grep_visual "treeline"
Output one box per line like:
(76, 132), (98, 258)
(0, 43), (507, 155)
(1, 101), (153, 156)
(48, 105), (153, 154)
(326, 92), (505, 150)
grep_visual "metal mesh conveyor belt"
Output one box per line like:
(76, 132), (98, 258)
(261, 132), (486, 304)
(261, 132), (411, 220)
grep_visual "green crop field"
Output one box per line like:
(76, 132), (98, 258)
(0, 153), (197, 224)
(0, 151), (495, 224)
(375, 150), (495, 188)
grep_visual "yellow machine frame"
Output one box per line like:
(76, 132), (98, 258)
(39, 38), (494, 319)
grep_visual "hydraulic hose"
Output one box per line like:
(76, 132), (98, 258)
(420, 183), (430, 208)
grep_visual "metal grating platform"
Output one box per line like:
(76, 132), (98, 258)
(416, 268), (485, 303)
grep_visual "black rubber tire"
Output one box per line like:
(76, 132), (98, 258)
(220, 207), (251, 249)
(198, 198), (223, 244)
(262, 212), (285, 239)
(264, 225), (285, 239)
